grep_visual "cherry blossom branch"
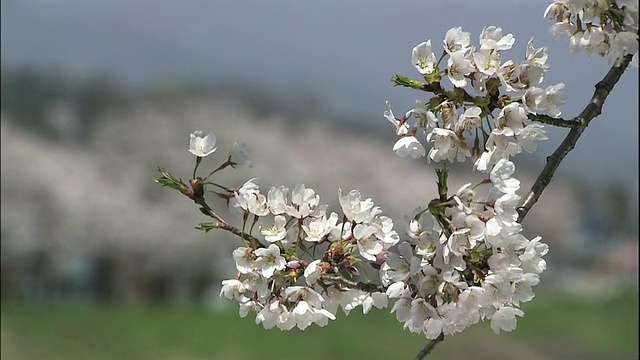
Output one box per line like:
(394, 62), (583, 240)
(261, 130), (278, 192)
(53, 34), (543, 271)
(320, 275), (386, 293)
(527, 113), (579, 128)
(194, 196), (263, 248)
(413, 334), (445, 360)
(161, 10), (637, 355)
(517, 53), (633, 221)
(155, 168), (263, 248)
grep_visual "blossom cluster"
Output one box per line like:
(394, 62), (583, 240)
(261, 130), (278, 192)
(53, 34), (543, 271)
(183, 132), (392, 331)
(213, 153), (548, 338)
(381, 159), (548, 338)
(161, 20), (573, 343)
(208, 25), (552, 339)
(544, 0), (639, 66)
(221, 182), (397, 330)
(387, 25), (561, 173)
(378, 27), (551, 338)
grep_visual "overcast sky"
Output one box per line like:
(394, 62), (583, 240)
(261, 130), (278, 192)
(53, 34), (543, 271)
(1, 0), (638, 189)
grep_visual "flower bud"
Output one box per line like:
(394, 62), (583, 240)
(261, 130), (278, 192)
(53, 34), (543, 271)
(189, 178), (204, 199)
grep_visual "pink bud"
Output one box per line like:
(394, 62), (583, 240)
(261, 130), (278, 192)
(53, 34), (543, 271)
(269, 299), (280, 312)
(376, 250), (390, 262)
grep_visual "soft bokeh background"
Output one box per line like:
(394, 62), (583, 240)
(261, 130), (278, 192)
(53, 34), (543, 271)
(1, 1), (638, 359)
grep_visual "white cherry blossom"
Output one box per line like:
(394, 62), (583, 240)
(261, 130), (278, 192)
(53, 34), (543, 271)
(393, 136), (426, 159)
(229, 141), (252, 168)
(302, 212), (339, 242)
(444, 27), (472, 54)
(455, 106), (482, 133)
(427, 128), (471, 163)
(518, 124), (548, 153)
(490, 306), (524, 334)
(490, 158), (520, 194)
(285, 184), (322, 219)
(260, 215), (288, 243)
(447, 51), (474, 88)
(414, 100), (439, 129)
(254, 244), (286, 278)
(544, 83), (567, 117)
(188, 130), (217, 157)
(479, 26), (515, 51)
(232, 246), (255, 274)
(412, 40), (438, 75)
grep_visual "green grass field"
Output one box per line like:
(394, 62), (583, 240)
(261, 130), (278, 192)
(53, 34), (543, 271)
(1, 290), (637, 360)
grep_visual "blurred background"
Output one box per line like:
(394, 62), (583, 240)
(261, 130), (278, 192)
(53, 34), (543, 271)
(1, 1), (637, 359)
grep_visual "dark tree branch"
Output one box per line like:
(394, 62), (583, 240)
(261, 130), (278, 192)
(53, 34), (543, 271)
(527, 113), (580, 128)
(517, 53), (633, 221)
(319, 275), (386, 293)
(413, 334), (445, 360)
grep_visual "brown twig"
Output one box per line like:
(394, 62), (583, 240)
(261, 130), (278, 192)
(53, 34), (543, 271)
(194, 196), (263, 248)
(319, 275), (386, 293)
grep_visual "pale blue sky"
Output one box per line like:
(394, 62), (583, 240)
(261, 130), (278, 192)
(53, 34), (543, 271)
(1, 0), (638, 189)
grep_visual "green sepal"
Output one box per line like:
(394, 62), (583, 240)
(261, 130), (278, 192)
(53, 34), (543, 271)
(155, 168), (190, 194)
(391, 75), (425, 90)
(485, 78), (502, 96)
(424, 69), (442, 84)
(196, 222), (218, 233)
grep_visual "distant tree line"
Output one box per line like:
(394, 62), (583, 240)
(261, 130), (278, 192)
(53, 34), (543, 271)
(1, 67), (335, 143)
(1, 67), (127, 141)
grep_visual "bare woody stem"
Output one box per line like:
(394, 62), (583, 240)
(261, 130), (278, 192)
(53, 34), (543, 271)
(194, 196), (263, 248)
(320, 275), (386, 293)
(415, 53), (634, 360)
(527, 113), (579, 129)
(413, 334), (445, 360)
(517, 53), (633, 221)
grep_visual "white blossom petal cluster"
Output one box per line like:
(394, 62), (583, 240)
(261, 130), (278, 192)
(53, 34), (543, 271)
(544, 0), (639, 66)
(212, 25), (553, 340)
(373, 26), (553, 340)
(221, 184), (397, 330)
(380, 158), (547, 339)
(385, 26), (562, 170)
(174, 18), (578, 345)
(217, 147), (547, 339)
